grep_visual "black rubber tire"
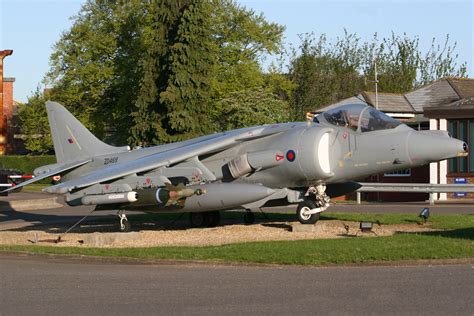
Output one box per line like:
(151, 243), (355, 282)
(243, 211), (255, 225)
(189, 212), (211, 228)
(296, 200), (320, 224)
(119, 219), (131, 232)
(207, 211), (221, 227)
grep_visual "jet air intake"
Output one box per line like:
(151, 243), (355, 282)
(296, 127), (335, 181)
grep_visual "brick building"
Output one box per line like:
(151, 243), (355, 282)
(2, 77), (19, 153)
(0, 50), (22, 155)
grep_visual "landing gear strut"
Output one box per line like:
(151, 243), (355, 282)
(297, 184), (330, 225)
(118, 211), (130, 232)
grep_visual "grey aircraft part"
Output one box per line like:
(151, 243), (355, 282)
(3, 101), (467, 228)
(46, 101), (130, 163)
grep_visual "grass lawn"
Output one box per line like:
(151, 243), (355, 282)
(21, 184), (49, 192)
(1, 213), (472, 266)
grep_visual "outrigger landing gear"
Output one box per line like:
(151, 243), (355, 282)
(243, 209), (255, 225)
(117, 210), (130, 232)
(189, 211), (221, 228)
(297, 184), (330, 225)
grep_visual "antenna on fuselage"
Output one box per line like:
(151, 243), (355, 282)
(364, 45), (379, 110)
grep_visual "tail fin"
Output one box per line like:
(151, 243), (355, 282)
(46, 101), (129, 163)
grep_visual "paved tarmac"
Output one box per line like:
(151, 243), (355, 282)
(0, 254), (472, 315)
(0, 192), (473, 231)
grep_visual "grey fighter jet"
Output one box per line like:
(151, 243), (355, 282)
(5, 101), (467, 230)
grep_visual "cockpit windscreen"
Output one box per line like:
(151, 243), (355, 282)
(318, 104), (401, 132)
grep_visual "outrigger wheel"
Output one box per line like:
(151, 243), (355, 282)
(118, 211), (131, 232)
(243, 209), (255, 225)
(296, 199), (320, 224)
(189, 211), (221, 228)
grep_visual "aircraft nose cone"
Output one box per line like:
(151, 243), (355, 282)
(408, 131), (468, 164)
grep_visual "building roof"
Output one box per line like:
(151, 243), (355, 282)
(405, 79), (460, 111)
(362, 92), (415, 113)
(446, 78), (474, 99)
(424, 96), (474, 119)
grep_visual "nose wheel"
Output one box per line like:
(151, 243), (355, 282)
(118, 211), (130, 232)
(296, 200), (320, 224)
(297, 184), (331, 224)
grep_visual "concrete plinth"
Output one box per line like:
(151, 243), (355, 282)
(79, 232), (140, 246)
(291, 222), (327, 233)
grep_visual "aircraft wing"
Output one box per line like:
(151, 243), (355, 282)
(2, 159), (91, 193)
(43, 125), (289, 194)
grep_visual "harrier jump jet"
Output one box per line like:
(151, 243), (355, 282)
(5, 101), (467, 231)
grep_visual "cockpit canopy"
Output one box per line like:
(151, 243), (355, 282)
(317, 104), (401, 132)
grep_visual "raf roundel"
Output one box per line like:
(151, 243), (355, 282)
(286, 150), (296, 162)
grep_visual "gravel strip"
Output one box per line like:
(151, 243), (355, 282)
(0, 220), (437, 248)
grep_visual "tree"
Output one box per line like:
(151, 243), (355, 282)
(418, 35), (468, 85)
(40, 0), (286, 147)
(209, 0), (285, 99)
(46, 0), (118, 135)
(46, 0), (147, 144)
(288, 32), (366, 120)
(16, 90), (53, 154)
(130, 0), (216, 146)
(214, 87), (289, 130)
(288, 31), (468, 120)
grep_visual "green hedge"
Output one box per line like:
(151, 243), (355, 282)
(0, 155), (56, 174)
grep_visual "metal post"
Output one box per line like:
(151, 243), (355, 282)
(374, 59), (378, 110)
(429, 193), (434, 205)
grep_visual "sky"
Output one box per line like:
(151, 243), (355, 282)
(0, 0), (473, 103)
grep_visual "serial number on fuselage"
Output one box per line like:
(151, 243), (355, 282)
(104, 157), (119, 165)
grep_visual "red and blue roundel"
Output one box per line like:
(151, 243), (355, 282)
(286, 150), (296, 162)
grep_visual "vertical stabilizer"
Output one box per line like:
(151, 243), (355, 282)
(46, 101), (129, 163)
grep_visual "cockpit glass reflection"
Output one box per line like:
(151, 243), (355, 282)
(359, 107), (401, 132)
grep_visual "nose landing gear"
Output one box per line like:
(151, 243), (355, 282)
(297, 200), (320, 224)
(297, 184), (330, 224)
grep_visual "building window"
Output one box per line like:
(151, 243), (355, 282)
(447, 119), (472, 174)
(384, 169), (411, 177)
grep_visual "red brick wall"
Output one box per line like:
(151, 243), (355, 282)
(2, 79), (17, 154)
(2, 80), (14, 120)
(365, 165), (430, 202)
(447, 176), (474, 199)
